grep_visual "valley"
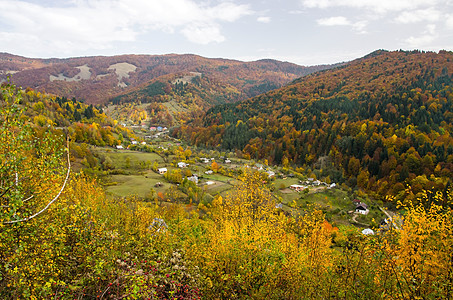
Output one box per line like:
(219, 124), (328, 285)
(1, 49), (452, 299)
(82, 122), (386, 230)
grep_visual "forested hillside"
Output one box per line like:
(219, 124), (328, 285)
(0, 81), (141, 174)
(15, 88), (133, 146)
(0, 53), (339, 105)
(174, 50), (453, 201)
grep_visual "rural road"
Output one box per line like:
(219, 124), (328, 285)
(379, 206), (401, 230)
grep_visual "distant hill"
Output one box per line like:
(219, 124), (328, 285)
(174, 50), (453, 201)
(0, 53), (341, 106)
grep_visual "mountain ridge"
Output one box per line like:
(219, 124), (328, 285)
(0, 52), (342, 106)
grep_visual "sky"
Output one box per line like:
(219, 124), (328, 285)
(1, 0), (453, 66)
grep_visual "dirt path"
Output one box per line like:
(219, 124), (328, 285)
(351, 213), (369, 227)
(379, 206), (401, 230)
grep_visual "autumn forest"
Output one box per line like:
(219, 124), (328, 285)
(1, 50), (453, 299)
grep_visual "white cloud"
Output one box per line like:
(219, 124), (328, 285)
(317, 16), (350, 26)
(0, 0), (252, 55)
(395, 8), (441, 23)
(405, 35), (436, 48)
(447, 14), (453, 28)
(181, 23), (225, 44)
(317, 17), (368, 33)
(207, 2), (252, 22)
(304, 0), (452, 43)
(404, 24), (438, 48)
(302, 0), (442, 13)
(352, 21), (368, 34)
(302, 0), (333, 9)
(257, 16), (271, 23)
(426, 24), (437, 35)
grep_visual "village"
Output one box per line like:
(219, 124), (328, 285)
(95, 122), (389, 233)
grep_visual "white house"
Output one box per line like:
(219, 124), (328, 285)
(131, 140), (138, 145)
(158, 168), (167, 175)
(205, 181), (215, 185)
(355, 203), (369, 215)
(224, 159), (231, 163)
(178, 162), (188, 168)
(254, 164), (264, 171)
(205, 170), (213, 175)
(116, 145), (124, 149)
(289, 184), (305, 192)
(266, 170), (275, 178)
(187, 175), (198, 184)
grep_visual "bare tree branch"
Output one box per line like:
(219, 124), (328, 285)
(4, 137), (71, 225)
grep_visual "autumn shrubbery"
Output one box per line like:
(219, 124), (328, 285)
(2, 168), (452, 299)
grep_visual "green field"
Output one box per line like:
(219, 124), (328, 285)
(276, 188), (301, 204)
(94, 148), (167, 170)
(202, 173), (235, 183)
(95, 148), (165, 162)
(105, 170), (167, 198)
(91, 146), (385, 228)
(203, 181), (235, 196)
(272, 177), (301, 190)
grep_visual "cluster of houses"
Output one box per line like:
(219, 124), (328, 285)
(302, 178), (336, 187)
(157, 161), (196, 173)
(126, 124), (168, 132)
(149, 126), (168, 132)
(183, 175), (216, 186)
(199, 157), (231, 164)
(115, 138), (147, 149)
(247, 163), (275, 179)
(200, 158), (212, 164)
(156, 167), (215, 186)
(156, 156), (226, 187)
(289, 178), (337, 192)
(130, 138), (146, 146)
(142, 126), (169, 139)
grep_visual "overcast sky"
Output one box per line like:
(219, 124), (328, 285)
(1, 0), (453, 66)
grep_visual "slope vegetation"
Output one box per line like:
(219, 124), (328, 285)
(174, 50), (453, 200)
(0, 53), (339, 105)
